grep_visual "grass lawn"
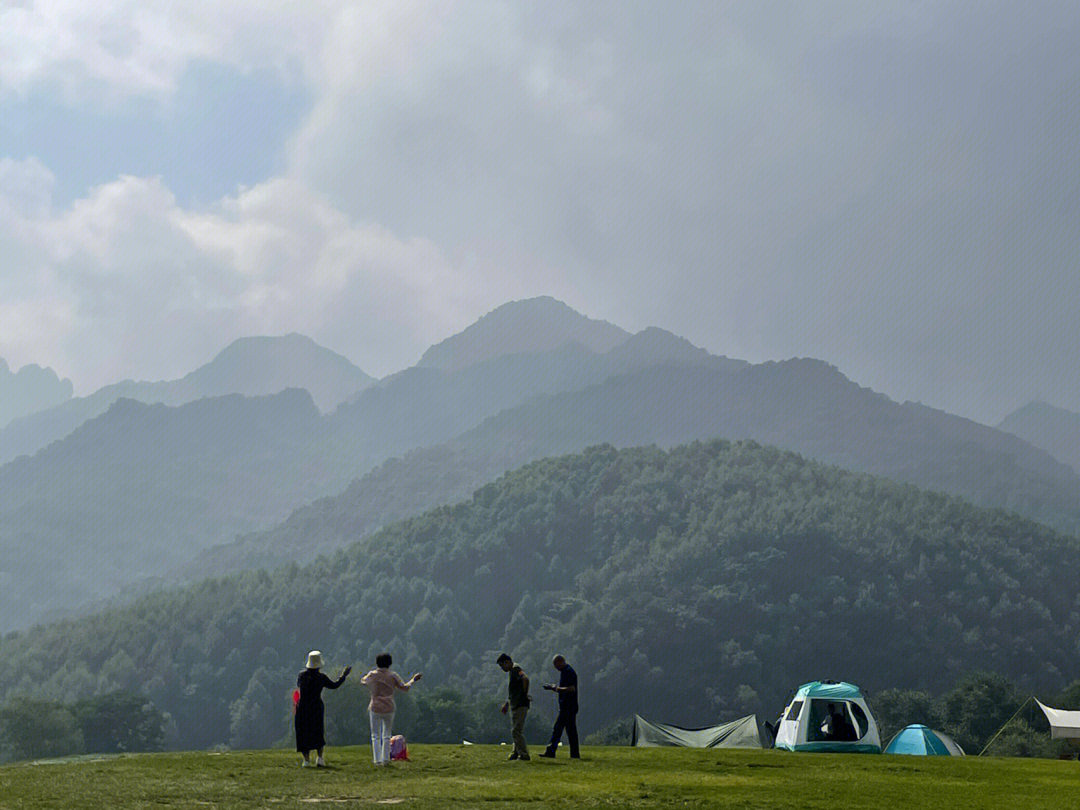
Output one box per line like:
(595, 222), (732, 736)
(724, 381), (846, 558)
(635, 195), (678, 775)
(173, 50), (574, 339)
(1, 745), (1077, 809)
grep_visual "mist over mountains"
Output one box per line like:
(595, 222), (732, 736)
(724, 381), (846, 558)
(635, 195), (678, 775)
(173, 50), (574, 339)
(1, 297), (1077, 634)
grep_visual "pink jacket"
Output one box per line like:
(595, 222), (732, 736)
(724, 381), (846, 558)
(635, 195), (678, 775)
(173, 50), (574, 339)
(360, 668), (409, 713)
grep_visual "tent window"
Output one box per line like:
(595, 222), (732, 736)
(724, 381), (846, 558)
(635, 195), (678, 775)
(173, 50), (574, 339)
(808, 699), (862, 742)
(849, 703), (868, 739)
(785, 701), (803, 722)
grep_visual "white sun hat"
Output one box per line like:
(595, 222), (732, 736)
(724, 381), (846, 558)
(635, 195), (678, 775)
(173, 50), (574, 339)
(306, 650), (324, 669)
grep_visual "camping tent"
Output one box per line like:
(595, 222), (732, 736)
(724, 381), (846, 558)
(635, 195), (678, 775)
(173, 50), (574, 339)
(884, 724), (964, 756)
(632, 714), (769, 748)
(1035, 699), (1080, 739)
(774, 681), (882, 753)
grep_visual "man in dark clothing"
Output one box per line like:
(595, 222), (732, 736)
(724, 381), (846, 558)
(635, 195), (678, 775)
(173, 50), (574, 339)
(497, 653), (530, 760)
(539, 655), (579, 759)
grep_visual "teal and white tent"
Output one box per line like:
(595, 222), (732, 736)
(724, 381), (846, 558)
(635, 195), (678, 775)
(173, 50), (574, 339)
(774, 681), (881, 753)
(884, 724), (964, 756)
(632, 714), (769, 748)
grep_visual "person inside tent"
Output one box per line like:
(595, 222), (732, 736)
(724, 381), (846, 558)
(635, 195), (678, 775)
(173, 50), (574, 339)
(823, 703), (856, 741)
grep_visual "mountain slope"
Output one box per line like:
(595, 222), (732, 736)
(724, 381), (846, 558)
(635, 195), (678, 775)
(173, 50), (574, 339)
(999, 401), (1080, 474)
(416, 296), (629, 372)
(3, 439), (1077, 750)
(0, 390), (329, 630)
(0, 334), (372, 464)
(198, 359), (1080, 576)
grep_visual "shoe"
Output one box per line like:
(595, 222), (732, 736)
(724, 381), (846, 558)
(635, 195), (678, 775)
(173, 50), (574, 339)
(507, 753), (519, 760)
(519, 754), (531, 761)
(570, 754), (581, 759)
(301, 760), (310, 767)
(316, 756), (326, 767)
(539, 751), (556, 758)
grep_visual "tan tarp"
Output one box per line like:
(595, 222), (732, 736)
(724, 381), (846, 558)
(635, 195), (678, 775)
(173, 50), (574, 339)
(632, 714), (768, 748)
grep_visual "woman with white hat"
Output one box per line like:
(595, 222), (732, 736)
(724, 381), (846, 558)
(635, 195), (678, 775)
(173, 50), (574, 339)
(295, 650), (351, 767)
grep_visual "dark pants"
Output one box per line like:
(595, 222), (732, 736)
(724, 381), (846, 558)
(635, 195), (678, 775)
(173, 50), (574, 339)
(545, 705), (579, 757)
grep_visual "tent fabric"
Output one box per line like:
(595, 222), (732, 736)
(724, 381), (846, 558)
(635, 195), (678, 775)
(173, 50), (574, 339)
(632, 714), (767, 748)
(884, 725), (965, 756)
(1035, 699), (1080, 739)
(795, 681), (865, 700)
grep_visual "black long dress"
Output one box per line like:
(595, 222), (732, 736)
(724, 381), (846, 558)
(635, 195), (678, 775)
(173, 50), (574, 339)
(295, 668), (347, 752)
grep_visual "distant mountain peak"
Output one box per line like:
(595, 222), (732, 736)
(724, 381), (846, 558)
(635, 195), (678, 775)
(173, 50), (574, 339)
(177, 333), (373, 412)
(416, 296), (630, 373)
(999, 400), (1080, 474)
(0, 357), (74, 428)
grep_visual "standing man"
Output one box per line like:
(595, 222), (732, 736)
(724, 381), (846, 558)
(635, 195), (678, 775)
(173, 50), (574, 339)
(540, 655), (579, 759)
(497, 653), (531, 760)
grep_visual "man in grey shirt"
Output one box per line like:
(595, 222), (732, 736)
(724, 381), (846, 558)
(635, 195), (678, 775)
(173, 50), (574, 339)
(497, 653), (531, 760)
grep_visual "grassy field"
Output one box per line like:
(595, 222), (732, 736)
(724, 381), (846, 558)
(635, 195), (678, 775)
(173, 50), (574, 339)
(1, 744), (1077, 809)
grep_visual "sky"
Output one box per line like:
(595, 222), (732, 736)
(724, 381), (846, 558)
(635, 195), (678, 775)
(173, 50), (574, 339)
(0, 1), (1077, 424)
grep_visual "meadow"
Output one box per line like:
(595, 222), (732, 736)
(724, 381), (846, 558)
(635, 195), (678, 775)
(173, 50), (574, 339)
(2, 744), (1077, 809)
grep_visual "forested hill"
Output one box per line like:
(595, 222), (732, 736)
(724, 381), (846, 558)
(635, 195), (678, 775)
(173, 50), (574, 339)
(197, 359), (1080, 576)
(3, 440), (1078, 752)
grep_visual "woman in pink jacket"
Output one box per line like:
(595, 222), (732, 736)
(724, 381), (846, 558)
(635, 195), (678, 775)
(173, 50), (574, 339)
(360, 652), (422, 765)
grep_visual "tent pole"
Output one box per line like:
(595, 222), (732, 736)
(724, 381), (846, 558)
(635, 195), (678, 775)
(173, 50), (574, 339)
(977, 695), (1033, 757)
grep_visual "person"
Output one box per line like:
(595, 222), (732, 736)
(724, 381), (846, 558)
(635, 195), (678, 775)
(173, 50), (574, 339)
(539, 654), (579, 759)
(823, 703), (854, 741)
(497, 653), (530, 760)
(295, 650), (351, 767)
(360, 653), (422, 766)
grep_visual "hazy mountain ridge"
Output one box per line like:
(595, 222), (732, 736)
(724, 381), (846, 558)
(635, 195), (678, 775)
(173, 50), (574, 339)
(0, 359), (73, 429)
(3, 439), (1078, 750)
(0, 314), (738, 631)
(999, 401), (1080, 474)
(0, 334), (373, 465)
(194, 358), (1080, 577)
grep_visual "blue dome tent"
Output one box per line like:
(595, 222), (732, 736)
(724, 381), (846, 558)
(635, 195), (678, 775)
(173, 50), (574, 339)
(884, 724), (965, 756)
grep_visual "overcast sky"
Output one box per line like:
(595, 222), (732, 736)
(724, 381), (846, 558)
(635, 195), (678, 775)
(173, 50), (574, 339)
(1, 1), (1077, 423)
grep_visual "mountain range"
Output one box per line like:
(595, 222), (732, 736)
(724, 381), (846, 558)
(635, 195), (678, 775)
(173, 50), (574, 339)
(2, 297), (1078, 633)
(0, 334), (373, 465)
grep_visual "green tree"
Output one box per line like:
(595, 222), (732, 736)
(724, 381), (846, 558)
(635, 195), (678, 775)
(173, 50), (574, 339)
(73, 692), (168, 754)
(0, 699), (83, 761)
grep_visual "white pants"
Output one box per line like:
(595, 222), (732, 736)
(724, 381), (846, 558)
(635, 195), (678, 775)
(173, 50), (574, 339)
(369, 710), (395, 764)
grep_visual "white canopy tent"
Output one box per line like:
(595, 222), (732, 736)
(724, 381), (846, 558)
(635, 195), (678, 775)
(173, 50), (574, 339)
(1035, 699), (1080, 739)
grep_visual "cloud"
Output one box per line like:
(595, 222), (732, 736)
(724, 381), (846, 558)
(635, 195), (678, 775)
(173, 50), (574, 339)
(0, 0), (335, 102)
(0, 159), (487, 390)
(2, 2), (1079, 422)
